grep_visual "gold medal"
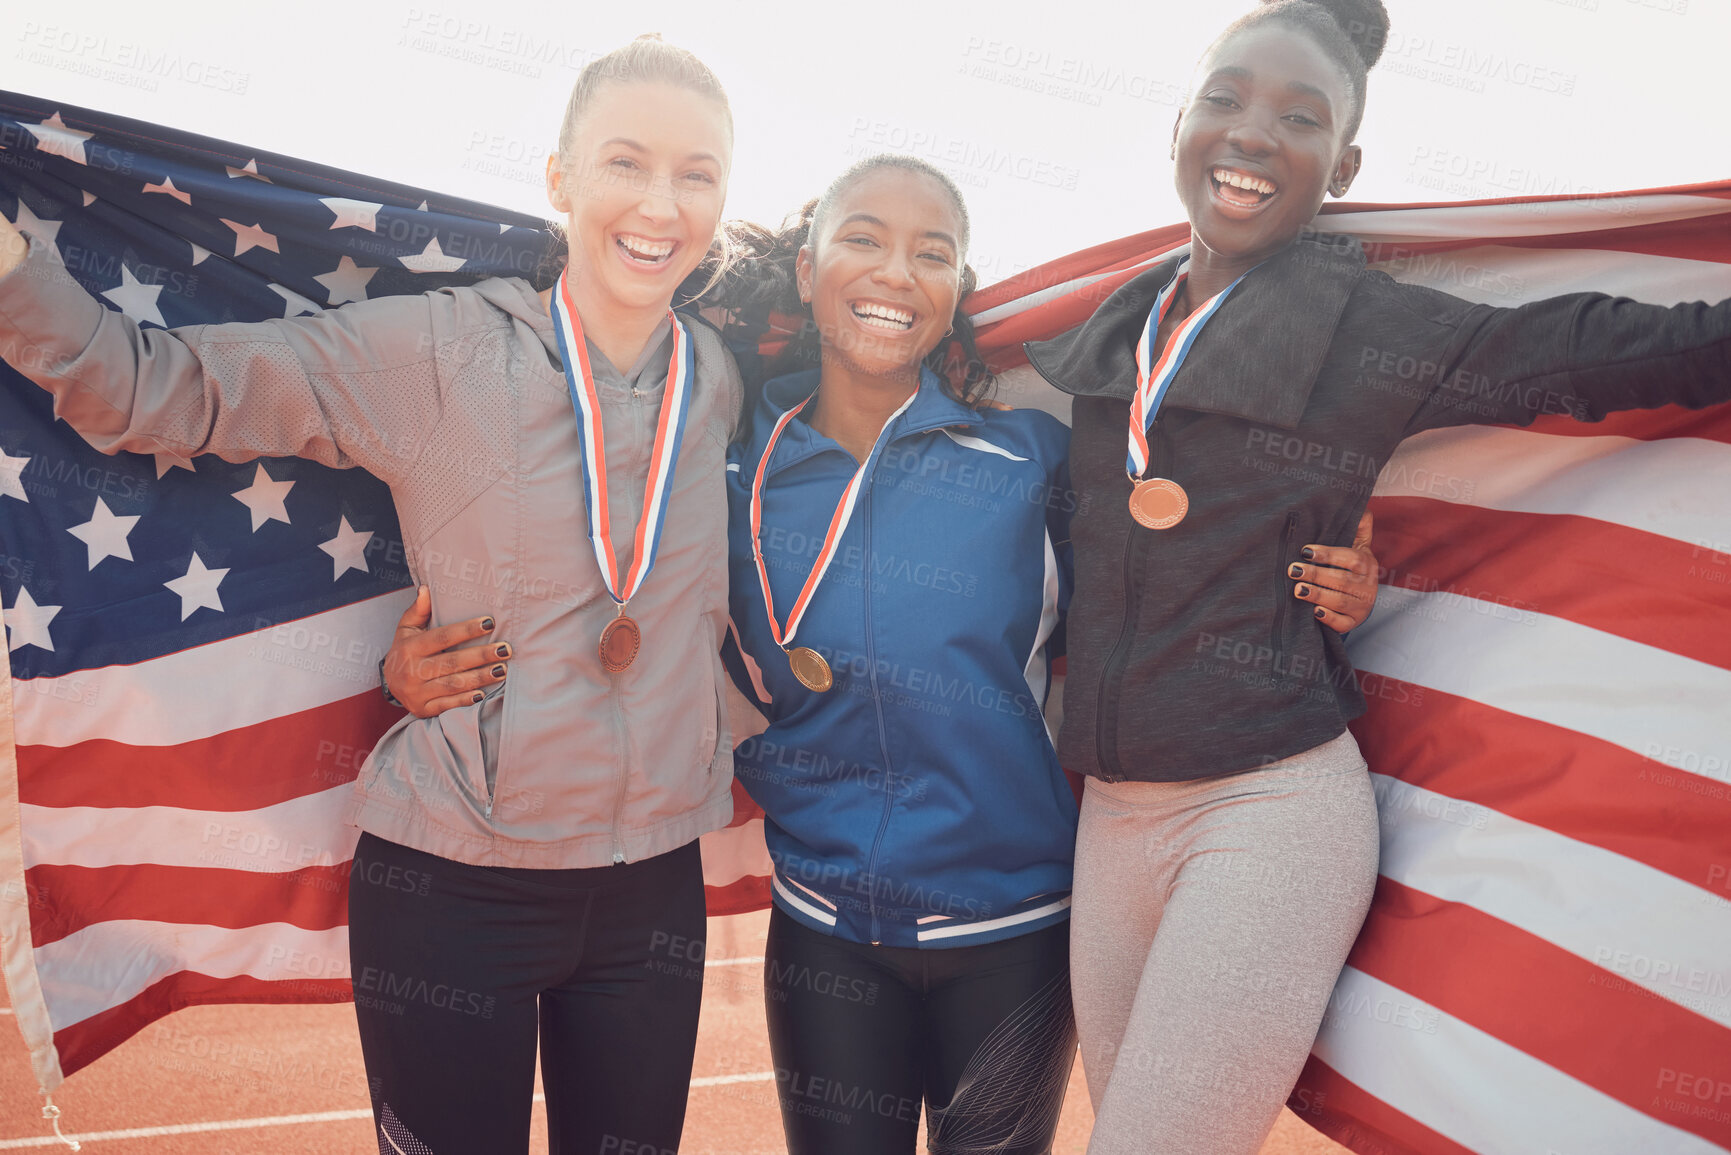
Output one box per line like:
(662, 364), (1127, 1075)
(786, 646), (834, 693)
(1128, 477), (1189, 530)
(599, 614), (641, 674)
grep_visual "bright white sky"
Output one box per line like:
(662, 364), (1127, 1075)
(10, 0), (1726, 288)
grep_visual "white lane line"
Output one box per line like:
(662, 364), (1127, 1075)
(691, 1072), (775, 1087)
(0, 1109), (375, 1148)
(0, 1075), (780, 1147)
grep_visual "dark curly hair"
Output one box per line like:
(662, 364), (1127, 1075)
(705, 154), (995, 408)
(1213, 0), (1390, 141)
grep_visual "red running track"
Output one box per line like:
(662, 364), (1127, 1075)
(0, 911), (1351, 1154)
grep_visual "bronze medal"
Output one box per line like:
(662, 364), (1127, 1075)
(599, 614), (641, 673)
(786, 646), (834, 693)
(1128, 477), (1189, 530)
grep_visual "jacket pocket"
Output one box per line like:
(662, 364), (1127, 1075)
(1271, 510), (1301, 654)
(432, 684), (504, 812)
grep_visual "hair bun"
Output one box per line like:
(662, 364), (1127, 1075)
(633, 32), (665, 42)
(1272, 0), (1389, 68)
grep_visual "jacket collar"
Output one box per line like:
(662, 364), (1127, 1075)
(748, 366), (979, 478)
(1023, 230), (1367, 430)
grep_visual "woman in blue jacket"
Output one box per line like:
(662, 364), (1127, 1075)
(714, 154), (1378, 1154)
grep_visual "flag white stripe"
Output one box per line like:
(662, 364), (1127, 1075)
(38, 920), (351, 1032)
(1317, 194), (1731, 240)
(1314, 966), (1726, 1155)
(1350, 587), (1731, 776)
(1374, 427), (1731, 550)
(1372, 773), (1731, 1028)
(13, 589), (411, 748)
(20, 786), (357, 871)
(1367, 244), (1731, 307)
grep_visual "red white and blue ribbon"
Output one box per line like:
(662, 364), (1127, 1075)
(1126, 259), (1251, 479)
(749, 390), (918, 652)
(549, 269), (696, 612)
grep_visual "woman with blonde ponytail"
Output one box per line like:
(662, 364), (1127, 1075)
(0, 34), (745, 1155)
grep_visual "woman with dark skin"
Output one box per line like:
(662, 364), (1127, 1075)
(1023, 2), (1731, 1152)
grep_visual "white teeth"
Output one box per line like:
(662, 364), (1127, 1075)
(851, 303), (914, 330)
(618, 235), (675, 260)
(1213, 169), (1277, 195)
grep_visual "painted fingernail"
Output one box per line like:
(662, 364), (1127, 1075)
(1314, 606), (1327, 619)
(1288, 564), (1304, 579)
(1296, 584), (1311, 597)
(495, 644), (510, 658)
(480, 617), (495, 632)
(471, 691), (484, 703)
(491, 664), (507, 679)
(1300, 547), (1316, 561)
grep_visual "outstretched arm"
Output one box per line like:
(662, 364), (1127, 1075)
(0, 209), (439, 480)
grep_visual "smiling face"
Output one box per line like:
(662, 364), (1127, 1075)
(1175, 23), (1362, 272)
(795, 166), (965, 383)
(546, 80), (730, 322)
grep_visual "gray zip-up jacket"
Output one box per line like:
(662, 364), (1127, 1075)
(0, 236), (740, 868)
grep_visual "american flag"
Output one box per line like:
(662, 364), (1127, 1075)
(1, 92), (1727, 1155)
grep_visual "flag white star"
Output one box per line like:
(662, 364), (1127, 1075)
(0, 448), (29, 503)
(225, 158), (271, 182)
(12, 200), (63, 246)
(318, 516), (374, 580)
(220, 218), (280, 258)
(66, 497), (140, 570)
(232, 463), (295, 530)
(25, 113), (93, 166)
(81, 190), (97, 207)
(498, 222), (512, 234)
(164, 553), (228, 620)
(188, 241), (211, 266)
(5, 587), (61, 653)
(416, 200), (429, 212)
(268, 283), (321, 318)
(320, 197), (383, 231)
(100, 265), (167, 326)
(314, 255), (377, 305)
(154, 451), (196, 478)
(400, 236), (466, 274)
(142, 176), (192, 205)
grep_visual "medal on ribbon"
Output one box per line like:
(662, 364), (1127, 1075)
(549, 268), (695, 673)
(749, 390), (919, 693)
(1127, 260), (1250, 530)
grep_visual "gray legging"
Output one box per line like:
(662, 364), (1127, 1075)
(1069, 730), (1380, 1155)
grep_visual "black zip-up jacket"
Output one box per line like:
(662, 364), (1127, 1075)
(1026, 230), (1731, 782)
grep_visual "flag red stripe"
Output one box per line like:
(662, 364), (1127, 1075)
(1354, 219), (1731, 265)
(1353, 684), (1731, 894)
(1366, 497), (1731, 672)
(26, 863), (351, 948)
(16, 690), (400, 810)
(706, 876), (770, 918)
(1349, 878), (1731, 1148)
(1292, 1056), (1476, 1155)
(53, 972), (353, 1080)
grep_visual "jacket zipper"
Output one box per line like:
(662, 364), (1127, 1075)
(1272, 511), (1300, 654)
(1095, 420), (1165, 781)
(606, 384), (652, 863)
(860, 455), (898, 945)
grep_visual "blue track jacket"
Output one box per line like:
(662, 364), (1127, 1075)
(723, 368), (1078, 948)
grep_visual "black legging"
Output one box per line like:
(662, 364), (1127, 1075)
(764, 907), (1076, 1155)
(347, 832), (706, 1155)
